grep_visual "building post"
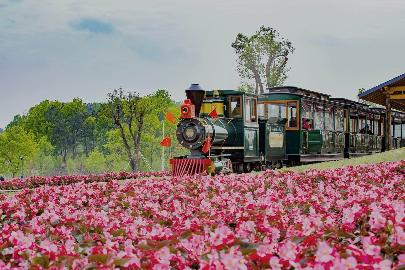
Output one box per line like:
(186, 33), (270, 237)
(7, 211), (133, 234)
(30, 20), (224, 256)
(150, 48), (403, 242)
(385, 96), (392, 150)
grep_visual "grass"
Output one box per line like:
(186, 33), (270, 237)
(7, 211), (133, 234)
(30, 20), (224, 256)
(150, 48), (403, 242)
(282, 148), (405, 172)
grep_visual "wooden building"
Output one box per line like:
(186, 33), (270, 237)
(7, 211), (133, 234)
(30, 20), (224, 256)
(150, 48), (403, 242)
(358, 73), (405, 150)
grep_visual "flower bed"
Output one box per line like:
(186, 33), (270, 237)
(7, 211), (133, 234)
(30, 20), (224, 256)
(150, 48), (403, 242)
(0, 161), (404, 269)
(0, 171), (169, 190)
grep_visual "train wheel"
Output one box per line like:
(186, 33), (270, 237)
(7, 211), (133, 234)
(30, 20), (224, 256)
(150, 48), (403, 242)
(243, 163), (252, 173)
(233, 163), (244, 174)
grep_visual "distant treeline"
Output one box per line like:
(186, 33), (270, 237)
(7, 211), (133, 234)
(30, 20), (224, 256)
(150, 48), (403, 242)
(0, 89), (184, 178)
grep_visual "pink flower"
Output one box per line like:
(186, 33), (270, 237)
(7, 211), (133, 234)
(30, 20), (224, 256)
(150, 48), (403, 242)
(210, 225), (235, 247)
(398, 254), (405, 266)
(315, 241), (334, 263)
(155, 246), (172, 266)
(395, 226), (405, 245)
(369, 206), (386, 231)
(340, 256), (357, 269)
(279, 240), (297, 261)
(221, 252), (247, 270)
(362, 237), (381, 256)
(269, 256), (282, 270)
(374, 259), (391, 270)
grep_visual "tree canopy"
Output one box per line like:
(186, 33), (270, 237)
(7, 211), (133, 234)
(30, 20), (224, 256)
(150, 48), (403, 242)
(0, 90), (183, 177)
(232, 26), (295, 94)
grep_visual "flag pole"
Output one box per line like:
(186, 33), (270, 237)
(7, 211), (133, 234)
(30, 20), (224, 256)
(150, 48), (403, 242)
(208, 133), (211, 159)
(161, 119), (165, 171)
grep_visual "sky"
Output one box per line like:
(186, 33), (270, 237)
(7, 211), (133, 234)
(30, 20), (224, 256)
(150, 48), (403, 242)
(0, 0), (404, 128)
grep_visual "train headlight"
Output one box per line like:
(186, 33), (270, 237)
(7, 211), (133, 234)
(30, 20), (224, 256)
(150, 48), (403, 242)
(184, 126), (197, 141)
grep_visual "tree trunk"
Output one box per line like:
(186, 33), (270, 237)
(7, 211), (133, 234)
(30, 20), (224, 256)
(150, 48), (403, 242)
(265, 55), (276, 89)
(252, 67), (264, 94)
(129, 156), (137, 172)
(132, 118), (144, 173)
(255, 81), (259, 95)
(117, 124), (136, 172)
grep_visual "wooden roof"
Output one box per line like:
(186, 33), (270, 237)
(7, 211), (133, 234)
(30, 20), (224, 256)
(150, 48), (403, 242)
(358, 73), (405, 112)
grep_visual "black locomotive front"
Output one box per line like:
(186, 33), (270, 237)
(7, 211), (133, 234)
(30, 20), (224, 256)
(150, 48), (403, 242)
(170, 84), (235, 176)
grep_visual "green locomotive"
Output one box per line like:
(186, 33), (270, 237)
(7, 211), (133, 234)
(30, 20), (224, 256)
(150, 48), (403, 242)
(170, 84), (405, 176)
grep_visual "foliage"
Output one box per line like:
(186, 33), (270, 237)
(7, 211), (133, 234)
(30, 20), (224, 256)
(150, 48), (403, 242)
(107, 88), (173, 172)
(0, 161), (404, 268)
(0, 90), (181, 176)
(83, 149), (107, 174)
(237, 82), (255, 93)
(232, 26), (295, 94)
(27, 137), (57, 176)
(0, 126), (38, 177)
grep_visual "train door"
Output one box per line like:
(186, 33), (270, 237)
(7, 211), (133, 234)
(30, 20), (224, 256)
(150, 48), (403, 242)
(306, 102), (324, 154)
(243, 96), (260, 163)
(263, 103), (286, 162)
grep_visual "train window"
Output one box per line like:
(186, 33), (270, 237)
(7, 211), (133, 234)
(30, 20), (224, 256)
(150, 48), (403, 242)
(287, 101), (298, 128)
(245, 99), (252, 122)
(302, 100), (313, 119)
(374, 120), (379, 135)
(301, 100), (313, 130)
(350, 117), (358, 133)
(268, 104), (279, 120)
(258, 103), (265, 118)
(359, 117), (366, 133)
(335, 107), (344, 132)
(394, 123), (401, 138)
(314, 104), (324, 130)
(251, 99), (257, 121)
(229, 96), (242, 118)
(267, 103), (287, 124)
(245, 98), (257, 122)
(325, 105), (334, 131)
(380, 118), (384, 135)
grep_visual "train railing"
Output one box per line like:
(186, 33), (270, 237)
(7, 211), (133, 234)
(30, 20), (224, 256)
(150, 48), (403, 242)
(350, 133), (383, 153)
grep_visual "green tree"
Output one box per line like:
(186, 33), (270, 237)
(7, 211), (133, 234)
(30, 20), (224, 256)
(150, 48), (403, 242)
(104, 129), (132, 171)
(107, 89), (172, 172)
(0, 126), (38, 177)
(28, 136), (57, 176)
(83, 149), (107, 173)
(232, 26), (295, 94)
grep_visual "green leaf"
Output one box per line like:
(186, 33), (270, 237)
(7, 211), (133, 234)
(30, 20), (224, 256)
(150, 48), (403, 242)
(113, 258), (130, 267)
(88, 254), (109, 264)
(111, 228), (126, 237)
(32, 255), (50, 268)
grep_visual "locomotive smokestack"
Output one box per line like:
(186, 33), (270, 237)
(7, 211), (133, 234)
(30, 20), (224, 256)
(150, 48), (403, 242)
(185, 83), (205, 116)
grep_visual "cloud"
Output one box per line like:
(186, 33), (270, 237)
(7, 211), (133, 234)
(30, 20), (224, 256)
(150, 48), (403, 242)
(71, 18), (113, 34)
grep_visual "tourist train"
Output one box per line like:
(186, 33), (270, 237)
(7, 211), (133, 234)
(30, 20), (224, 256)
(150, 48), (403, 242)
(170, 84), (405, 176)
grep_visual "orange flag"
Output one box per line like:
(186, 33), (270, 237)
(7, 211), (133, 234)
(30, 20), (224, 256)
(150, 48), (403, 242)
(160, 136), (171, 147)
(165, 111), (176, 124)
(208, 107), (218, 119)
(202, 135), (212, 153)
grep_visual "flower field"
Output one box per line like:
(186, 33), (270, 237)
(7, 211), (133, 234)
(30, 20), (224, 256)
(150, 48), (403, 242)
(0, 161), (404, 269)
(0, 171), (169, 191)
